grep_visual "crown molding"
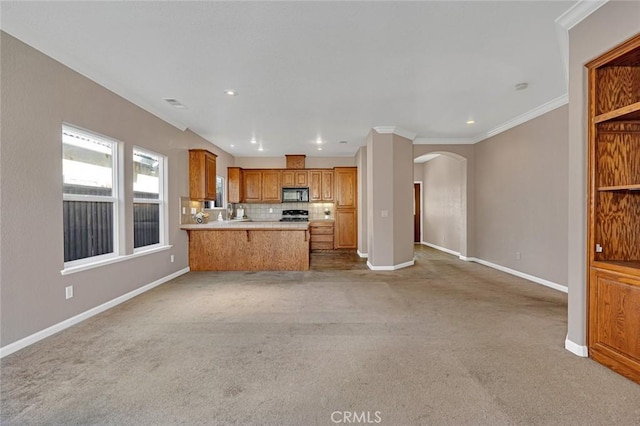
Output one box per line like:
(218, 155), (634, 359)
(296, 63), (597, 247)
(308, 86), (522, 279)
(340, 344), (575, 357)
(472, 94), (568, 144)
(373, 126), (417, 141)
(555, 0), (609, 85)
(413, 137), (475, 145)
(555, 0), (608, 31)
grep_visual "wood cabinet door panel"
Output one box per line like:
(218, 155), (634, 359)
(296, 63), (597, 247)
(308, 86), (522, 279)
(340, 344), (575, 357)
(335, 168), (356, 208)
(244, 170), (262, 203)
(335, 209), (357, 249)
(590, 269), (640, 364)
(281, 171), (295, 187)
(321, 171), (334, 201)
(262, 170), (281, 202)
(227, 167), (243, 204)
(205, 154), (217, 200)
(310, 171), (322, 201)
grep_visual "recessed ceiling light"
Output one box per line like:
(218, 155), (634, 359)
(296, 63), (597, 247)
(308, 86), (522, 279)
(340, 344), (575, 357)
(317, 147), (323, 151)
(258, 147), (264, 152)
(316, 139), (322, 144)
(466, 120), (475, 125)
(250, 138), (257, 144)
(515, 82), (528, 91)
(230, 144), (235, 148)
(224, 89), (238, 96)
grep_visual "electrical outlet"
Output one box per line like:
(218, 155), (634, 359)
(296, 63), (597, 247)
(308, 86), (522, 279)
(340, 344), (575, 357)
(65, 285), (73, 300)
(170, 254), (174, 263)
(190, 207), (197, 215)
(269, 208), (273, 213)
(182, 207), (186, 214)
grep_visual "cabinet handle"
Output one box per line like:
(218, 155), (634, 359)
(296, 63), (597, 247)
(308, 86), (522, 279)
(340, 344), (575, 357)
(246, 230), (251, 242)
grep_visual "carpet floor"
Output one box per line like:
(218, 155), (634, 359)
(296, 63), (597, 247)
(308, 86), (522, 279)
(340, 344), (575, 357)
(1, 246), (639, 425)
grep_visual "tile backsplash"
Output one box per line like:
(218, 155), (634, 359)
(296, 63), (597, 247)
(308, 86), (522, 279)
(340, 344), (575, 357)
(181, 197), (335, 222)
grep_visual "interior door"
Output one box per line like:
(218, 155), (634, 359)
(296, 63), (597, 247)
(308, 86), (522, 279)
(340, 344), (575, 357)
(414, 183), (421, 243)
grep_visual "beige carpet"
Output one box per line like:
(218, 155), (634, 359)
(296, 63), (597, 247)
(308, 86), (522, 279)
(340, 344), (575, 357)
(2, 246), (639, 425)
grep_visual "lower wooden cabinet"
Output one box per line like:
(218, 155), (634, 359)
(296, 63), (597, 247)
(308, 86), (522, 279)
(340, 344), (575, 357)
(310, 221), (334, 250)
(335, 209), (357, 249)
(589, 267), (640, 383)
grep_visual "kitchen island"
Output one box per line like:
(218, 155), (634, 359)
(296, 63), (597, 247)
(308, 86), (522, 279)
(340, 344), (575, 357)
(181, 221), (310, 271)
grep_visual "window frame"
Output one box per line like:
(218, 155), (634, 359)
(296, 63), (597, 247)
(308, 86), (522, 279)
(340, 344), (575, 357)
(132, 146), (168, 253)
(62, 124), (122, 268)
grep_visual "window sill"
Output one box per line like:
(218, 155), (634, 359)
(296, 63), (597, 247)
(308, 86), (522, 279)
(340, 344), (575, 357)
(60, 245), (173, 276)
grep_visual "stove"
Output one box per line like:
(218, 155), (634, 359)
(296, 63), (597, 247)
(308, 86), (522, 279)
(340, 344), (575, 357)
(280, 209), (309, 222)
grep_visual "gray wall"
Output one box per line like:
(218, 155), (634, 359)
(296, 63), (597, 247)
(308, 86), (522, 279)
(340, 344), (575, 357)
(0, 32), (232, 347)
(567, 1), (640, 348)
(422, 155), (463, 253)
(356, 146), (368, 256)
(474, 105), (569, 285)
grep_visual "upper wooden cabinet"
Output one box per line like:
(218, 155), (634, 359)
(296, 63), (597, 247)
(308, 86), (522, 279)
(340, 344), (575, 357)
(334, 167), (357, 208)
(282, 170), (308, 187)
(189, 149), (217, 200)
(227, 167), (243, 204)
(261, 170), (281, 202)
(243, 170), (262, 203)
(587, 34), (640, 384)
(310, 170), (334, 201)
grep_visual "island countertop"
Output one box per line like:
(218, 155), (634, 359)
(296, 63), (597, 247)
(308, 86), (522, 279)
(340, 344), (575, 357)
(181, 221), (310, 271)
(180, 221), (310, 231)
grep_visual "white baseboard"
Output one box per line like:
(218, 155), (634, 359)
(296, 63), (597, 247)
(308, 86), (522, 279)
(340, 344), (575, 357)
(471, 257), (568, 293)
(421, 241), (460, 257)
(357, 250), (368, 258)
(367, 259), (415, 271)
(0, 267), (190, 359)
(421, 243), (568, 294)
(565, 336), (588, 357)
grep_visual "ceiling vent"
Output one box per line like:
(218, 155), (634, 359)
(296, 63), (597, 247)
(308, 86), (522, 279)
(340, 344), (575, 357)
(163, 98), (186, 109)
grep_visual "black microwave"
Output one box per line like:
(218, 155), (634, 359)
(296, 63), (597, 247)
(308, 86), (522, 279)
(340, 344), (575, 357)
(282, 187), (309, 202)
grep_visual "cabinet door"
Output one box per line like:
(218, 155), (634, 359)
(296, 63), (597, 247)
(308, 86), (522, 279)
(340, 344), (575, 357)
(295, 171), (308, 187)
(281, 170), (295, 187)
(244, 170), (262, 203)
(335, 167), (356, 208)
(205, 153), (217, 200)
(227, 167), (243, 204)
(310, 171), (322, 201)
(321, 170), (334, 201)
(589, 268), (640, 383)
(189, 149), (217, 201)
(335, 209), (357, 249)
(261, 170), (281, 202)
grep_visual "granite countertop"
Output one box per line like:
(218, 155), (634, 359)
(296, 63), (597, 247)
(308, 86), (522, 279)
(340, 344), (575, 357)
(180, 220), (310, 230)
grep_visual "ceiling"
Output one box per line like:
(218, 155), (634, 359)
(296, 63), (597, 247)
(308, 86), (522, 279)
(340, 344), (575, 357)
(1, 1), (575, 158)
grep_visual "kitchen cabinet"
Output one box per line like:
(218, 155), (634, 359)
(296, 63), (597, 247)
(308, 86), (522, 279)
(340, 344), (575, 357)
(586, 34), (640, 384)
(227, 167), (243, 204)
(189, 149), (217, 201)
(261, 170), (281, 202)
(243, 170), (262, 203)
(310, 221), (334, 250)
(334, 167), (356, 208)
(282, 170), (308, 187)
(335, 209), (357, 249)
(334, 167), (357, 249)
(310, 169), (333, 201)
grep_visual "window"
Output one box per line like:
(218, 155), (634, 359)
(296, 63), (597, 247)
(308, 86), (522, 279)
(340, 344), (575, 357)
(216, 175), (225, 208)
(133, 148), (166, 250)
(62, 125), (119, 264)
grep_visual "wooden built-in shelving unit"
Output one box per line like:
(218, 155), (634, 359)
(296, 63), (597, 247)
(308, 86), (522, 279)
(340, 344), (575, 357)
(587, 33), (640, 384)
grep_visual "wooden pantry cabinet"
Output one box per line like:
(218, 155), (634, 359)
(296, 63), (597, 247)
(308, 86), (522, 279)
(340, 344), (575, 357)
(334, 167), (357, 249)
(587, 33), (640, 384)
(189, 149), (217, 201)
